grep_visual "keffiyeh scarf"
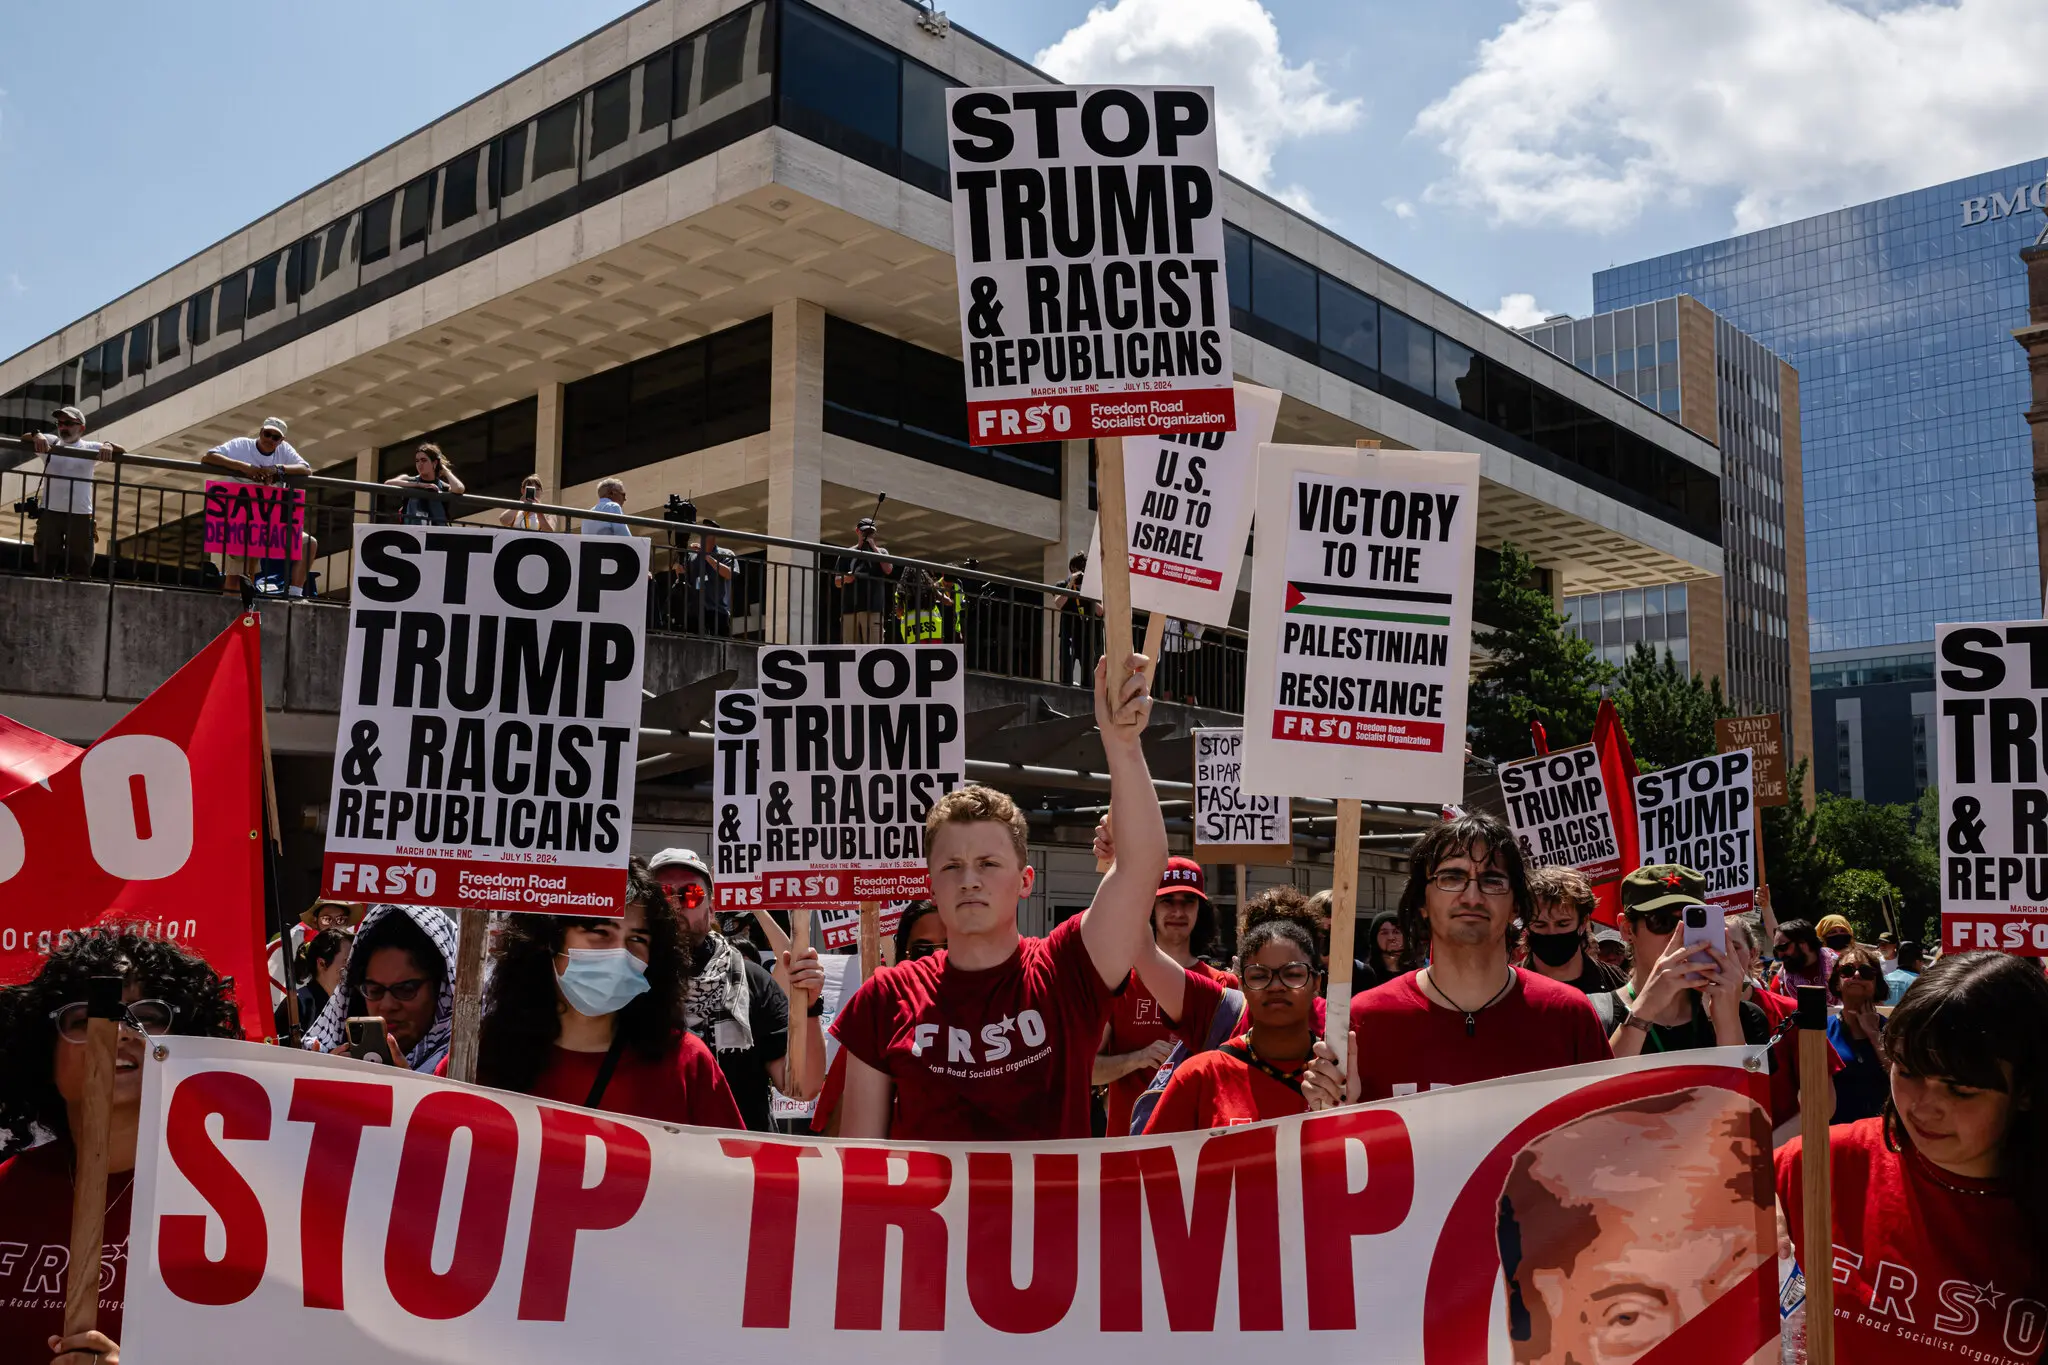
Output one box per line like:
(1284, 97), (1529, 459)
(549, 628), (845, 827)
(303, 904), (460, 1069)
(683, 931), (754, 1053)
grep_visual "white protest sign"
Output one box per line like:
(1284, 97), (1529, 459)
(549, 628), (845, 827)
(947, 85), (1236, 445)
(1936, 620), (2048, 956)
(1498, 744), (1622, 883)
(758, 644), (966, 903)
(122, 1039), (1779, 1365)
(321, 525), (648, 913)
(1239, 444), (1479, 804)
(712, 689), (763, 912)
(1633, 751), (1756, 913)
(1192, 728), (1291, 863)
(818, 901), (909, 951)
(1082, 383), (1281, 626)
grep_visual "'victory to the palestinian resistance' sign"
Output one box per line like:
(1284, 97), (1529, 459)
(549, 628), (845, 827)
(1239, 444), (1480, 805)
(947, 84), (1236, 444)
(322, 525), (649, 913)
(1936, 620), (2048, 955)
(1633, 751), (1756, 913)
(758, 644), (967, 904)
(1498, 743), (1622, 883)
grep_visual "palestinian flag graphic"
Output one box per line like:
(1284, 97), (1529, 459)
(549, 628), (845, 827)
(1283, 580), (1452, 627)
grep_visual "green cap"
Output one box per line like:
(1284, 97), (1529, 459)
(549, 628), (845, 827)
(1621, 864), (1707, 916)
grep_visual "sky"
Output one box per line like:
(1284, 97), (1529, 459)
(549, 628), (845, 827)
(4, 0), (2048, 362)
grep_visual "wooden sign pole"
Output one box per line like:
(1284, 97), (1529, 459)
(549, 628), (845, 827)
(1096, 437), (1139, 702)
(1797, 985), (1835, 1365)
(447, 909), (488, 1083)
(63, 974), (125, 1350)
(1324, 800), (1362, 1066)
(1237, 862), (1250, 940)
(858, 901), (882, 979)
(787, 908), (813, 1084)
(1095, 613), (1167, 874)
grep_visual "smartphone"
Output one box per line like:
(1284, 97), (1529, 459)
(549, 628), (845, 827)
(1681, 904), (1727, 958)
(346, 1016), (396, 1065)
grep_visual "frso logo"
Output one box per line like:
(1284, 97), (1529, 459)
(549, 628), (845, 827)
(1960, 178), (2048, 226)
(910, 1009), (1049, 1064)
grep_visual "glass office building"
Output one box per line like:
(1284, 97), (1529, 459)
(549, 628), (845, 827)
(1597, 159), (2048, 802)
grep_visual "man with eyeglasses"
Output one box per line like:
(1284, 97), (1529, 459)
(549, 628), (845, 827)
(648, 847), (825, 1132)
(301, 904), (459, 1071)
(1591, 865), (1768, 1058)
(202, 416), (318, 597)
(19, 404), (123, 578)
(1341, 813), (1610, 1102)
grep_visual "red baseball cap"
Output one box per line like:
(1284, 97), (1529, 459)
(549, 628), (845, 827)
(1156, 857), (1207, 901)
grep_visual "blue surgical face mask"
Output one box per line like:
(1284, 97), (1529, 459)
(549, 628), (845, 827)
(556, 948), (650, 1017)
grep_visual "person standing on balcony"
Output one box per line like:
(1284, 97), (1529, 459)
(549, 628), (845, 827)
(384, 443), (463, 526)
(835, 515), (893, 643)
(684, 518), (737, 638)
(202, 417), (317, 597)
(20, 405), (121, 578)
(583, 477), (633, 537)
(1056, 552), (1102, 687)
(498, 474), (557, 532)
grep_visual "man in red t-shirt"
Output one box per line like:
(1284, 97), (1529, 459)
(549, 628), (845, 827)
(1342, 812), (1610, 1101)
(1096, 857), (1237, 1137)
(833, 653), (1177, 1141)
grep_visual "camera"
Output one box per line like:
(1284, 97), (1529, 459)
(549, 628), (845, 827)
(664, 494), (698, 525)
(1684, 905), (1707, 931)
(11, 496), (40, 522)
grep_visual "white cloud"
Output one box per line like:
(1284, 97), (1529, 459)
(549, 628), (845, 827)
(1389, 199), (1417, 220)
(1036, 0), (1362, 218)
(1415, 0), (2048, 233)
(3, 274), (23, 297)
(1484, 293), (1551, 330)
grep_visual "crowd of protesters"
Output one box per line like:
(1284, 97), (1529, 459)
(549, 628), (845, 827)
(1, 640), (2042, 1363)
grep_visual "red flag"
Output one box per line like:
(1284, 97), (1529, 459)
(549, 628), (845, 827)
(0, 713), (82, 797)
(1529, 719), (1549, 756)
(1589, 698), (1640, 926)
(0, 615), (270, 1040)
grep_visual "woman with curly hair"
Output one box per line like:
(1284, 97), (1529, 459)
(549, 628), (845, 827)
(0, 931), (242, 1364)
(457, 860), (744, 1128)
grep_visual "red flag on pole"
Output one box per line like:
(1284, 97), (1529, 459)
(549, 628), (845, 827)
(0, 713), (82, 797)
(1589, 697), (1640, 926)
(0, 615), (270, 1039)
(1529, 719), (1549, 756)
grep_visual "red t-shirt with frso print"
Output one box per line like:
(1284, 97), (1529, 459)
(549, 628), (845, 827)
(832, 916), (1114, 1140)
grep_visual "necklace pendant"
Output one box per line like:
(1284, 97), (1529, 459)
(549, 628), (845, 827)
(1465, 1013), (1476, 1037)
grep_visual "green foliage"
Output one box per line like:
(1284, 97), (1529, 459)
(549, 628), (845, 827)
(1468, 543), (1611, 764)
(1610, 642), (1733, 771)
(1762, 758), (1839, 913)
(1821, 868), (1903, 944)
(1811, 793), (1938, 942)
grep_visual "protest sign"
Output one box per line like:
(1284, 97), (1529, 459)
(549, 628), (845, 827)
(946, 85), (1236, 445)
(818, 901), (908, 951)
(713, 689), (764, 912)
(1935, 620), (2048, 955)
(1191, 728), (1291, 864)
(1715, 715), (1789, 807)
(1498, 743), (1622, 883)
(320, 525), (649, 914)
(120, 1038), (1777, 1364)
(757, 644), (966, 903)
(1239, 444), (1479, 805)
(202, 479), (305, 558)
(1633, 751), (1756, 913)
(769, 951), (862, 1122)
(0, 616), (271, 1041)
(1081, 384), (1281, 626)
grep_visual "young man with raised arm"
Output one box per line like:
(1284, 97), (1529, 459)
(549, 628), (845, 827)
(832, 652), (1176, 1140)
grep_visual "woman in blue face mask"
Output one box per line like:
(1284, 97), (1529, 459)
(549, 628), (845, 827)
(459, 858), (745, 1128)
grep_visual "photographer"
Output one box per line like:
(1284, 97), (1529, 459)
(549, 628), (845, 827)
(834, 516), (893, 643)
(1592, 865), (1767, 1056)
(498, 474), (556, 532)
(18, 405), (121, 578)
(684, 518), (738, 637)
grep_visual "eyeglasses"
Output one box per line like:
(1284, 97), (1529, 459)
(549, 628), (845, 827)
(359, 978), (430, 1004)
(49, 999), (179, 1043)
(1628, 908), (1683, 936)
(1838, 965), (1881, 981)
(1242, 963), (1314, 991)
(1772, 941), (1794, 955)
(903, 941), (943, 961)
(1428, 869), (1512, 896)
(673, 881), (707, 910)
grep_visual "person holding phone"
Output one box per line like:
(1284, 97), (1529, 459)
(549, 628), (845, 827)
(301, 905), (460, 1072)
(1594, 865), (1768, 1056)
(499, 474), (556, 532)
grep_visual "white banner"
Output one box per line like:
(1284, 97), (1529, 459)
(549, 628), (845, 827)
(757, 644), (966, 903)
(1498, 744), (1623, 883)
(946, 85), (1236, 445)
(1936, 620), (2048, 956)
(713, 689), (764, 911)
(1192, 727), (1291, 857)
(1633, 751), (1756, 913)
(321, 525), (649, 912)
(1082, 383), (1282, 626)
(123, 1040), (1778, 1365)
(1239, 444), (1479, 804)
(817, 901), (909, 951)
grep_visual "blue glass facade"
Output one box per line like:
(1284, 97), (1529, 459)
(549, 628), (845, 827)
(1597, 160), (2046, 660)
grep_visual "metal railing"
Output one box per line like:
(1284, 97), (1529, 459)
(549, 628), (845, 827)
(0, 446), (1251, 704)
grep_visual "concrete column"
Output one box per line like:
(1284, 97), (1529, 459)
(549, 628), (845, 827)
(768, 300), (825, 644)
(1040, 438), (1095, 683)
(535, 382), (565, 500)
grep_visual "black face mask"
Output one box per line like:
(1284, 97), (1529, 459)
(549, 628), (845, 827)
(1526, 930), (1585, 968)
(1824, 935), (1852, 951)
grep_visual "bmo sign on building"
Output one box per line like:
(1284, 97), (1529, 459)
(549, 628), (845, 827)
(1960, 176), (2048, 226)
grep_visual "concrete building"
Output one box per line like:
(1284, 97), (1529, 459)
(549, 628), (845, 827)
(1521, 297), (1810, 774)
(1599, 159), (2048, 803)
(0, 0), (1723, 907)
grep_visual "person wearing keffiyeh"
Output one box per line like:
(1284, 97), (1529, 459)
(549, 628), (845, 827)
(303, 904), (461, 1072)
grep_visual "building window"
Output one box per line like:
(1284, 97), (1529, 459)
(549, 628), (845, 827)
(128, 322), (151, 378)
(781, 1), (899, 151)
(319, 219), (348, 279)
(561, 318), (773, 487)
(702, 7), (751, 100)
(493, 126), (528, 202)
(441, 154), (479, 227)
(216, 272), (247, 333)
(899, 59), (949, 172)
(590, 71), (631, 157)
(155, 305), (182, 362)
(1249, 239), (1317, 343)
(641, 49), (676, 131)
(1381, 309), (1434, 395)
(398, 176), (435, 249)
(1318, 275), (1378, 378)
(360, 194), (394, 265)
(533, 103), (580, 179)
(248, 256), (278, 317)
(186, 289), (212, 346)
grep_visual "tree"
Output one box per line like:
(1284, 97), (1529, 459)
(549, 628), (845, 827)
(1610, 641), (1733, 771)
(1812, 793), (1938, 942)
(1762, 758), (1839, 915)
(1467, 543), (1611, 764)
(1821, 868), (1903, 944)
